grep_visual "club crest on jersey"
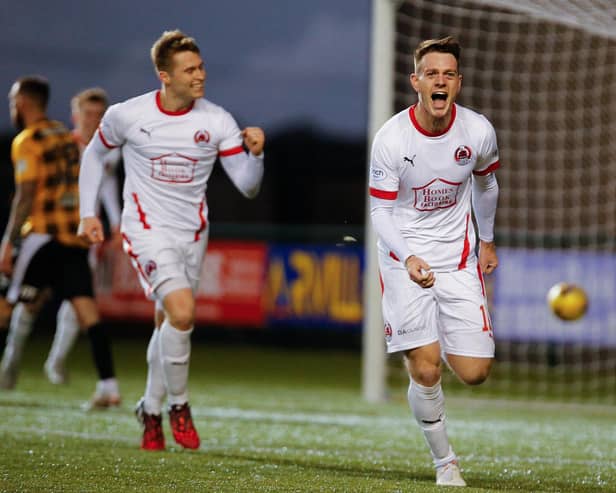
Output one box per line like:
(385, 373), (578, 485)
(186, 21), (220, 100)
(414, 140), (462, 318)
(454, 145), (472, 165)
(144, 260), (157, 277)
(384, 322), (393, 342)
(193, 129), (210, 147)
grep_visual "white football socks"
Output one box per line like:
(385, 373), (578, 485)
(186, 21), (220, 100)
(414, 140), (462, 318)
(96, 377), (120, 396)
(45, 300), (80, 372)
(408, 379), (457, 468)
(1, 303), (35, 371)
(143, 328), (166, 415)
(159, 319), (192, 407)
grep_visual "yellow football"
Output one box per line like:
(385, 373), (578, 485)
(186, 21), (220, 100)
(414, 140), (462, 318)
(546, 282), (588, 321)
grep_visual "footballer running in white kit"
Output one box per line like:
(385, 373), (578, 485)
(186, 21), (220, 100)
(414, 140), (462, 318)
(78, 32), (265, 451)
(80, 90), (263, 299)
(369, 36), (500, 487)
(78, 30), (265, 452)
(370, 103), (499, 356)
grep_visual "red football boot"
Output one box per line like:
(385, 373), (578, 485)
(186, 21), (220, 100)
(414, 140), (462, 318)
(169, 402), (200, 449)
(135, 398), (165, 451)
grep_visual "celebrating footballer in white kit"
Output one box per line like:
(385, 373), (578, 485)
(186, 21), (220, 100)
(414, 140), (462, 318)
(78, 30), (264, 451)
(369, 36), (500, 487)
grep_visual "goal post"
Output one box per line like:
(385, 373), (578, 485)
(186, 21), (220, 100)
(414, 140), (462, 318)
(362, 0), (399, 403)
(363, 0), (616, 403)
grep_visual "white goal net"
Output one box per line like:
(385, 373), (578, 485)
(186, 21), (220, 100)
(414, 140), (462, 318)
(364, 0), (616, 403)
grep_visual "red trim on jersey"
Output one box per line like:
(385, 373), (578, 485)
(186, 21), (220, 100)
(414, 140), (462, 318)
(389, 251), (400, 262)
(131, 193), (151, 230)
(457, 213), (471, 270)
(194, 200), (207, 241)
(218, 146), (244, 157)
(122, 233), (153, 296)
(369, 187), (398, 200)
(477, 263), (486, 297)
(98, 128), (117, 149)
(409, 104), (457, 137)
(379, 271), (384, 295)
(473, 160), (500, 176)
(155, 90), (194, 116)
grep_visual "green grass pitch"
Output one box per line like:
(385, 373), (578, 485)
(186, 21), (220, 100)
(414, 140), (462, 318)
(0, 335), (614, 492)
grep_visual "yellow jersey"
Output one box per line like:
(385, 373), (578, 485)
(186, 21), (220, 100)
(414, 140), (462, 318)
(11, 119), (87, 248)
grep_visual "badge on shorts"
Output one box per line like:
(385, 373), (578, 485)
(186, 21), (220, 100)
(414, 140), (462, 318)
(384, 322), (393, 343)
(144, 260), (157, 277)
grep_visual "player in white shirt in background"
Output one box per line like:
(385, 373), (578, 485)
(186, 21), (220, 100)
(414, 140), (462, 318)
(369, 36), (500, 487)
(78, 30), (264, 451)
(44, 88), (122, 391)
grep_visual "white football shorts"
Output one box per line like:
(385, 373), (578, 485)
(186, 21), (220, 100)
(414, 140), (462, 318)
(121, 225), (208, 302)
(378, 250), (495, 357)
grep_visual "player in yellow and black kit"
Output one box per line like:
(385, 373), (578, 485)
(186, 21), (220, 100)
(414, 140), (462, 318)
(0, 76), (120, 408)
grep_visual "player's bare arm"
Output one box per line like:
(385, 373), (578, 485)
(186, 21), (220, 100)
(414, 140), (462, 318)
(479, 240), (498, 275)
(404, 254), (435, 288)
(242, 127), (265, 156)
(0, 180), (36, 274)
(78, 216), (105, 245)
(0, 242), (12, 276)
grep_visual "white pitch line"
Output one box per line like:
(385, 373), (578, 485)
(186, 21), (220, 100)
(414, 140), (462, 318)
(1, 400), (615, 432)
(0, 404), (614, 469)
(1, 424), (613, 470)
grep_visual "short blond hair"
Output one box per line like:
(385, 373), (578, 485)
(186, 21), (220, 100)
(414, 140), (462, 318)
(413, 36), (461, 73)
(150, 29), (200, 72)
(71, 87), (109, 114)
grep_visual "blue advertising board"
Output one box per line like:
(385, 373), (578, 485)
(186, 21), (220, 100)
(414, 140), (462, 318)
(264, 243), (364, 329)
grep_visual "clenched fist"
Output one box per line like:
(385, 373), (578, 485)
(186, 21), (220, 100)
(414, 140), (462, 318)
(241, 127), (265, 156)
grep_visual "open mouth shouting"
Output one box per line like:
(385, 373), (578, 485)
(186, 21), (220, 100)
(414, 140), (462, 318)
(431, 91), (448, 110)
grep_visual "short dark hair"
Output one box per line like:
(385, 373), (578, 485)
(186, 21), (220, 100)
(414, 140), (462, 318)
(413, 36), (461, 72)
(15, 76), (50, 109)
(150, 30), (200, 72)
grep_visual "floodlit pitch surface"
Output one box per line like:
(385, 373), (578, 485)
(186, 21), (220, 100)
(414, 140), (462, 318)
(0, 337), (613, 492)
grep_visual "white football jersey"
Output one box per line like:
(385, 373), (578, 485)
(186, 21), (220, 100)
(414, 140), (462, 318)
(97, 90), (243, 239)
(74, 130), (122, 227)
(369, 104), (500, 271)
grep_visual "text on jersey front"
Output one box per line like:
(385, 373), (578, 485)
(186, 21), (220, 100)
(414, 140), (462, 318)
(150, 152), (198, 183)
(413, 178), (461, 211)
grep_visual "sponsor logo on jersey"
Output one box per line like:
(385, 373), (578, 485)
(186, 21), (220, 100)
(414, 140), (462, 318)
(370, 167), (387, 181)
(193, 129), (210, 147)
(454, 145), (472, 165)
(140, 127), (152, 138)
(403, 154), (416, 166)
(144, 260), (157, 277)
(384, 322), (393, 342)
(413, 177), (461, 212)
(150, 152), (198, 183)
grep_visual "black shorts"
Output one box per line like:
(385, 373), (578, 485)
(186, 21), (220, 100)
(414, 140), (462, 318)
(16, 239), (93, 302)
